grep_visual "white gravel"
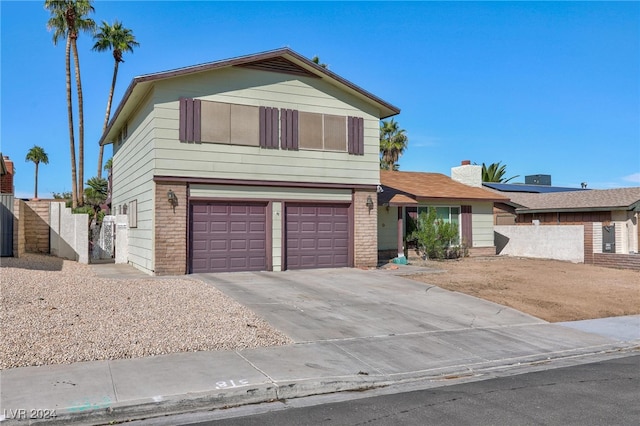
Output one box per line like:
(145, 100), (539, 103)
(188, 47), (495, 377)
(0, 254), (292, 369)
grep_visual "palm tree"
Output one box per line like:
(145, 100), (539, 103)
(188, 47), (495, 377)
(482, 161), (519, 183)
(379, 118), (408, 171)
(103, 157), (112, 172)
(25, 146), (49, 199)
(93, 20), (139, 178)
(45, 0), (95, 207)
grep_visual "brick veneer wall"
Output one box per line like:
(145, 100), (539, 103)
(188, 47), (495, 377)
(1, 156), (14, 193)
(583, 222), (594, 264)
(154, 182), (187, 275)
(468, 246), (496, 257)
(591, 253), (640, 270)
(353, 190), (377, 267)
(583, 222), (640, 270)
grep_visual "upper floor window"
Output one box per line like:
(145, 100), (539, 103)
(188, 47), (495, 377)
(179, 98), (364, 155)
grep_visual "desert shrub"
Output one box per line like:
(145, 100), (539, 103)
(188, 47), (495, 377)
(410, 207), (463, 260)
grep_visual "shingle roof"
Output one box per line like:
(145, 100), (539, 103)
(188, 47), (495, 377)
(379, 171), (510, 205)
(508, 187), (640, 212)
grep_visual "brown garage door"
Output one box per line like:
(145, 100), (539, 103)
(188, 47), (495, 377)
(191, 202), (267, 273)
(285, 204), (349, 270)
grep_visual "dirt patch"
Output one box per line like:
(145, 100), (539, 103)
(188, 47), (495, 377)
(406, 256), (640, 322)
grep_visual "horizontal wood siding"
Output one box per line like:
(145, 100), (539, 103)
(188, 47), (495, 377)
(471, 202), (495, 248)
(189, 184), (352, 201)
(112, 90), (156, 274)
(151, 67), (380, 185)
(377, 206), (398, 251)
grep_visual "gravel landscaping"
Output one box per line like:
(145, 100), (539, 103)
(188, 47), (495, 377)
(0, 254), (292, 369)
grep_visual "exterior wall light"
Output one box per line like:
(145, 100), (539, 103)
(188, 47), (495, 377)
(167, 189), (178, 209)
(366, 195), (374, 212)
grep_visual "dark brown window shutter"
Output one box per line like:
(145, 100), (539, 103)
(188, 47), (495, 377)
(179, 98), (188, 142)
(461, 205), (473, 246)
(260, 107), (279, 149)
(348, 116), (364, 155)
(193, 99), (201, 143)
(179, 98), (201, 143)
(280, 109), (299, 150)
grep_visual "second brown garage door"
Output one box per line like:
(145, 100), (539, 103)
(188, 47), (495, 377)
(285, 204), (349, 270)
(191, 202), (267, 273)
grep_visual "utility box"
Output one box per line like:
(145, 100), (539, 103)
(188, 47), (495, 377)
(525, 174), (552, 186)
(602, 225), (615, 253)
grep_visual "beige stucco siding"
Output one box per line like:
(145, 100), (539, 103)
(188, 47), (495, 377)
(111, 90), (156, 274)
(150, 67), (380, 185)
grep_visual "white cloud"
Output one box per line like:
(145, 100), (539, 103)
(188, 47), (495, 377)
(622, 173), (640, 183)
(409, 136), (441, 148)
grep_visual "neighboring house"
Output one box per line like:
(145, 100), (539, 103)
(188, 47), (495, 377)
(483, 181), (589, 225)
(377, 170), (510, 259)
(505, 188), (640, 254)
(1, 154), (14, 256)
(98, 48), (399, 275)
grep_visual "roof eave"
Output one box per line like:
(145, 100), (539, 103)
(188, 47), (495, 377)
(516, 206), (634, 214)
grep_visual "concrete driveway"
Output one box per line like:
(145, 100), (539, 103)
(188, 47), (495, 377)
(195, 268), (546, 343)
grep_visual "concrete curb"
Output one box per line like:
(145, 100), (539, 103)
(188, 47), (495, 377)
(4, 343), (636, 426)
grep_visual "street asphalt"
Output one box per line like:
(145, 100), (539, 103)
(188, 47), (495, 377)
(1, 264), (638, 425)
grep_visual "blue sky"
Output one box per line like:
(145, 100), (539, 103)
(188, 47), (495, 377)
(1, 1), (639, 198)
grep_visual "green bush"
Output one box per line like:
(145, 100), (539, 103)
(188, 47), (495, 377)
(410, 207), (464, 260)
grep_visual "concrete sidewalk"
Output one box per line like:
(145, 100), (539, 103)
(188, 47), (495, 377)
(1, 265), (638, 425)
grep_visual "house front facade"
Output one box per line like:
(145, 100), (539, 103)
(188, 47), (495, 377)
(377, 170), (510, 259)
(99, 49), (399, 275)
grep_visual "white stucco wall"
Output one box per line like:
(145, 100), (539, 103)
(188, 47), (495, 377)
(49, 202), (88, 264)
(451, 164), (482, 187)
(494, 224), (584, 263)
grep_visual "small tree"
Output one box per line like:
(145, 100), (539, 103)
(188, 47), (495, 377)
(410, 207), (461, 260)
(84, 176), (108, 222)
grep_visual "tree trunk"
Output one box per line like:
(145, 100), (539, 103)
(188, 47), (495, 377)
(34, 162), (39, 199)
(65, 36), (78, 209)
(72, 38), (84, 206)
(97, 60), (119, 178)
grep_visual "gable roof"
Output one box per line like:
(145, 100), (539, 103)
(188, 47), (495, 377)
(509, 187), (640, 213)
(379, 170), (510, 206)
(99, 48), (400, 146)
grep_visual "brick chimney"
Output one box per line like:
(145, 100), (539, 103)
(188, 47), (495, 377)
(1, 155), (14, 194)
(451, 160), (482, 187)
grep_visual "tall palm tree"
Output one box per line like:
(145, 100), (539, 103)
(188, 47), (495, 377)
(25, 146), (49, 199)
(482, 161), (519, 183)
(379, 118), (408, 171)
(45, 0), (95, 207)
(93, 20), (139, 178)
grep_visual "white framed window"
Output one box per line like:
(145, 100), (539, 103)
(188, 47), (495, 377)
(417, 206), (460, 227)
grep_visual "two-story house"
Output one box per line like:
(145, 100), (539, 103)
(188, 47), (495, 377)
(99, 48), (399, 275)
